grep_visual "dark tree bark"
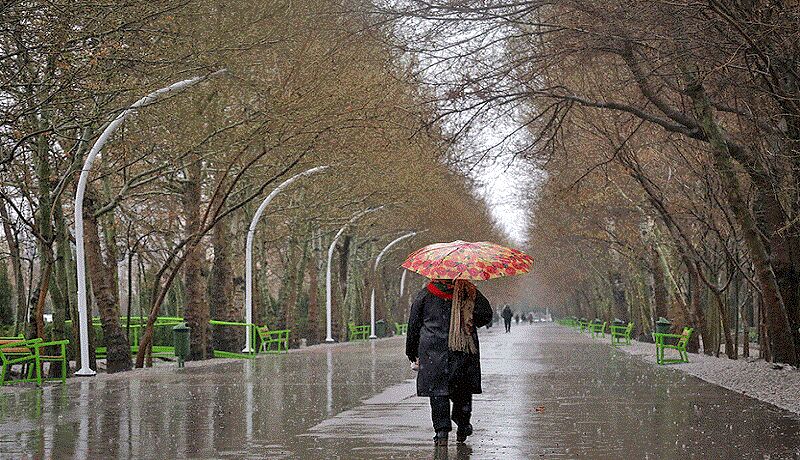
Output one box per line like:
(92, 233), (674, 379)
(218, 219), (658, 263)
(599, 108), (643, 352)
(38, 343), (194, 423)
(609, 271), (628, 322)
(338, 235), (351, 302)
(650, 245), (670, 323)
(288, 238), (310, 344)
(33, 129), (52, 340)
(689, 81), (797, 365)
(0, 203), (27, 334)
(307, 230), (321, 343)
(83, 189), (132, 373)
(49, 203), (71, 377)
(183, 156), (209, 361)
(209, 215), (238, 352)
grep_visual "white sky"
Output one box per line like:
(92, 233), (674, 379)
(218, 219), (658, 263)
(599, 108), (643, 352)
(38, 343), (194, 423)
(472, 160), (532, 245)
(390, 11), (538, 246)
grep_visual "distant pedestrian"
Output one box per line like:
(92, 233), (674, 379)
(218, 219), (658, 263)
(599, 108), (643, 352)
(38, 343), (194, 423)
(501, 305), (513, 333)
(528, 312), (534, 324)
(406, 279), (493, 446)
(514, 313), (520, 324)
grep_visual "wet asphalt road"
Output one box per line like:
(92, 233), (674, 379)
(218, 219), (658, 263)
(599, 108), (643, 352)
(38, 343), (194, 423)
(1, 323), (799, 459)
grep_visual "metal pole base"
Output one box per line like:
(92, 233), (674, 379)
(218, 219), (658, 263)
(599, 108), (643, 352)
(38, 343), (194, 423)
(325, 338), (335, 343)
(74, 368), (96, 377)
(241, 347), (254, 353)
(369, 335), (378, 339)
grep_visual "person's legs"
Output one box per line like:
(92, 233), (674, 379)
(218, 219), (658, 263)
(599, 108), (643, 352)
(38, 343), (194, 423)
(451, 391), (473, 442)
(430, 396), (452, 444)
(450, 392), (472, 426)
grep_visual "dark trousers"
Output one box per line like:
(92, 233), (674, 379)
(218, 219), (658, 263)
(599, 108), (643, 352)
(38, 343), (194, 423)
(430, 393), (472, 433)
(504, 318), (511, 332)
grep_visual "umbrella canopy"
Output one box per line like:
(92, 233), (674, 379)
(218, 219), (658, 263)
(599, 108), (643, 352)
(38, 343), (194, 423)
(401, 240), (533, 281)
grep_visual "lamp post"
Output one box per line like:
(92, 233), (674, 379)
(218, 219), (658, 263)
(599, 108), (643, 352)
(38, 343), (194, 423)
(325, 206), (384, 342)
(242, 165), (329, 352)
(369, 231), (417, 339)
(73, 70), (225, 376)
(399, 269), (408, 297)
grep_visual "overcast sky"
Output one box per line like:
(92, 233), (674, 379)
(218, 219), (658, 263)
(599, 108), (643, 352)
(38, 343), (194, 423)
(474, 162), (531, 246)
(392, 11), (538, 247)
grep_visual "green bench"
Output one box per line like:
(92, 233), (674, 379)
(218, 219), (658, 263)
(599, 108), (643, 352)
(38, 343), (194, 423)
(0, 338), (69, 386)
(589, 321), (607, 338)
(348, 322), (370, 341)
(256, 326), (290, 353)
(394, 323), (408, 335)
(654, 327), (693, 365)
(610, 322), (634, 347)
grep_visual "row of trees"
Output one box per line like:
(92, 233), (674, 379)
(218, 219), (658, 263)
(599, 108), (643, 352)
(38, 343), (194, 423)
(387, 0), (800, 364)
(0, 0), (508, 374)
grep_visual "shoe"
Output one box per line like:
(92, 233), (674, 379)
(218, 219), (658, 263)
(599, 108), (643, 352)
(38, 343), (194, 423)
(434, 431), (448, 446)
(456, 424), (473, 443)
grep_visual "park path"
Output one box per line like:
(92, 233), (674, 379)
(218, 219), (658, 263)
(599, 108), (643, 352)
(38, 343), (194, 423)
(1, 323), (799, 459)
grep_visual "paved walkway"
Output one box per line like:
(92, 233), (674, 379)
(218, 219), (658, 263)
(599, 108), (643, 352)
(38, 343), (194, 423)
(1, 324), (799, 458)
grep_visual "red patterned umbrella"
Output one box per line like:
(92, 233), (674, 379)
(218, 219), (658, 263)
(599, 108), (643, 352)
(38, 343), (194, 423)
(401, 240), (533, 281)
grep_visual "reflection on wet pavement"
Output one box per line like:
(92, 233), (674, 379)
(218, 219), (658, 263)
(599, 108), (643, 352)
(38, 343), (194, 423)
(1, 324), (799, 459)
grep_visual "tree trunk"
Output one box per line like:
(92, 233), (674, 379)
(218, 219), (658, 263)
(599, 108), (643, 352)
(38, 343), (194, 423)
(741, 296), (749, 358)
(33, 263), (50, 339)
(83, 189), (132, 373)
(49, 203), (71, 377)
(650, 244), (670, 323)
(307, 230), (321, 343)
(0, 203), (27, 334)
(33, 128), (52, 340)
(762, 195), (800, 363)
(685, 263), (705, 354)
(689, 81), (797, 365)
(757, 293), (771, 361)
(609, 271), (628, 322)
(338, 235), (351, 302)
(623, 161), (705, 349)
(277, 235), (297, 329)
(289, 238), (310, 344)
(209, 215), (238, 352)
(183, 156), (209, 361)
(700, 266), (736, 359)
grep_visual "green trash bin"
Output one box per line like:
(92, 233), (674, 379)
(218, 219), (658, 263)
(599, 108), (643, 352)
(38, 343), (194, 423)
(173, 322), (190, 368)
(375, 320), (387, 338)
(655, 317), (672, 335)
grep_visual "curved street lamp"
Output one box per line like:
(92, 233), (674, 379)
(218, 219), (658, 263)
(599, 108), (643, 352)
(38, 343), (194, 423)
(73, 70), (226, 376)
(369, 231), (418, 339)
(325, 206), (384, 342)
(242, 165), (329, 352)
(399, 269), (408, 297)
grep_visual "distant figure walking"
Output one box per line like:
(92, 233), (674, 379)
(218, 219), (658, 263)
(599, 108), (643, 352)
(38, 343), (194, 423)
(406, 279), (493, 446)
(514, 313), (520, 324)
(502, 305), (513, 333)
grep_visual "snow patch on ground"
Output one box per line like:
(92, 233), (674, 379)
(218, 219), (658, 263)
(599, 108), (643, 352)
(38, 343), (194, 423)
(615, 336), (800, 415)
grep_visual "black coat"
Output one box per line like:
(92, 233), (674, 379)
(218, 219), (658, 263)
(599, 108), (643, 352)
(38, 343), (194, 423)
(405, 287), (493, 397)
(501, 306), (513, 320)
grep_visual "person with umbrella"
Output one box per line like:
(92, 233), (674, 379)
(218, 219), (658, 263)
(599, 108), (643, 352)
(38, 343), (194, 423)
(402, 241), (533, 446)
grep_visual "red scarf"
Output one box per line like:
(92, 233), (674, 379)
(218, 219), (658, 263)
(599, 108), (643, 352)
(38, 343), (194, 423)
(427, 282), (453, 300)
